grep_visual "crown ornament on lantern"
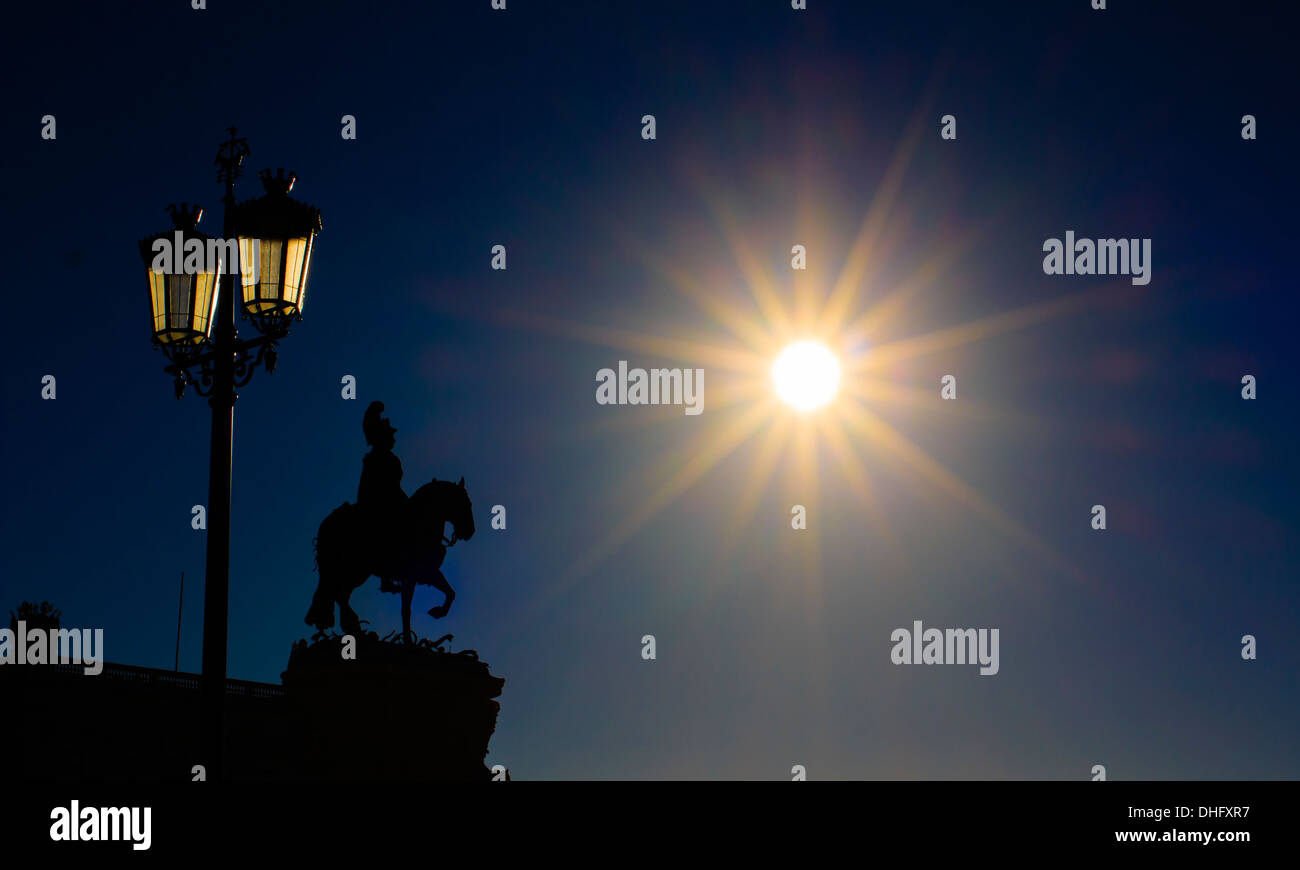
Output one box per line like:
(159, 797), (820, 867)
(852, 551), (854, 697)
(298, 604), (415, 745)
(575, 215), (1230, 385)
(259, 167), (298, 195)
(236, 168), (322, 236)
(165, 202), (204, 230)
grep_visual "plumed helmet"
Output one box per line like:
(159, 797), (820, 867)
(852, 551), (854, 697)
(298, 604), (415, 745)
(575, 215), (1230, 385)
(363, 401), (396, 446)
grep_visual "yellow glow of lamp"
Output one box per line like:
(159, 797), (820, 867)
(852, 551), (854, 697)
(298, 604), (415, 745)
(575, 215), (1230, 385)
(233, 168), (322, 332)
(138, 203), (222, 350)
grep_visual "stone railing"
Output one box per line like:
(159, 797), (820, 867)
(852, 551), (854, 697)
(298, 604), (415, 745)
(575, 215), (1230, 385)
(36, 660), (284, 698)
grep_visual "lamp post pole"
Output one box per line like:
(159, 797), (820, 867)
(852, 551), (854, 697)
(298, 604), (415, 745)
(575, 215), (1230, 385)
(142, 128), (320, 780)
(198, 143), (240, 779)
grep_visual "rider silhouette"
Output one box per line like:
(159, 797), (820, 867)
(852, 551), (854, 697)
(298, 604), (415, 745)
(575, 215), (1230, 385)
(358, 401), (409, 589)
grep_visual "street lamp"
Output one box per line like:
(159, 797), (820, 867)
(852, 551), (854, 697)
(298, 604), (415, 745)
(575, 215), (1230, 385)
(138, 203), (222, 352)
(138, 128), (322, 779)
(235, 167), (322, 336)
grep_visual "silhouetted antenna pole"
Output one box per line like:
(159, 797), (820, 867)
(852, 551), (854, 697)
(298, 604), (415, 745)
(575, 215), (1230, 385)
(175, 571), (184, 672)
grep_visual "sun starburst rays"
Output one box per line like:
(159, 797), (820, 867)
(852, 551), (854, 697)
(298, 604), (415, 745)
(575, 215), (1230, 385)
(484, 134), (1100, 638)
(564, 396), (780, 584)
(521, 202), (1092, 600)
(817, 106), (930, 338)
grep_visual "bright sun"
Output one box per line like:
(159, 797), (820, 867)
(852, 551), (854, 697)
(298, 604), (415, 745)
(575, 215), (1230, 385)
(772, 340), (841, 411)
(506, 116), (1090, 591)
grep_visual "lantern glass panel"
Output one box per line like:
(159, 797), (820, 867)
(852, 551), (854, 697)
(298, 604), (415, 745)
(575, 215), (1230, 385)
(149, 263), (220, 347)
(283, 236), (312, 310)
(239, 235), (312, 317)
(238, 237), (258, 302)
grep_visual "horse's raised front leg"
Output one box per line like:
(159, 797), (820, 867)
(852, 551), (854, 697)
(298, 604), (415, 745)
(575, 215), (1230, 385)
(427, 569), (455, 619)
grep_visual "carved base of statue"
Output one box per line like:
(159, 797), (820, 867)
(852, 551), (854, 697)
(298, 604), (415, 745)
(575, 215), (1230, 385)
(281, 632), (505, 780)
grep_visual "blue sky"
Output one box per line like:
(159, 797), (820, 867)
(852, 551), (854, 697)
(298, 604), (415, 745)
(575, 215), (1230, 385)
(2, 0), (1297, 778)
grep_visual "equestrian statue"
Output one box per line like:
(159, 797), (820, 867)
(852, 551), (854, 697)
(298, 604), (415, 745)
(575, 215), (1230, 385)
(305, 401), (476, 641)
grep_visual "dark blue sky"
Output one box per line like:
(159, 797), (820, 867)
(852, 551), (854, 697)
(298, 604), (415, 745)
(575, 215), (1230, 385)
(2, 0), (1296, 778)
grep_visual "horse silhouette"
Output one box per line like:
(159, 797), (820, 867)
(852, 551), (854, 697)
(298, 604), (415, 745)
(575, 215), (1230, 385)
(306, 477), (476, 640)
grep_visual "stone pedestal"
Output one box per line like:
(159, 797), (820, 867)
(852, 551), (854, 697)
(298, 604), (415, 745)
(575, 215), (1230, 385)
(281, 634), (505, 780)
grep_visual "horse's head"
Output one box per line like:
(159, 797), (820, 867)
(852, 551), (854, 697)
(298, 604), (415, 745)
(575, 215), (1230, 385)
(411, 477), (476, 545)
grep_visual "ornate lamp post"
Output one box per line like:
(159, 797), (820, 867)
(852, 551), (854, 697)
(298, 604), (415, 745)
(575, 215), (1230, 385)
(138, 128), (322, 779)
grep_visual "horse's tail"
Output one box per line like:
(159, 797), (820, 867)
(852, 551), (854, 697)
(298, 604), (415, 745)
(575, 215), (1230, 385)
(314, 503), (350, 563)
(304, 589), (333, 630)
(305, 503), (350, 629)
